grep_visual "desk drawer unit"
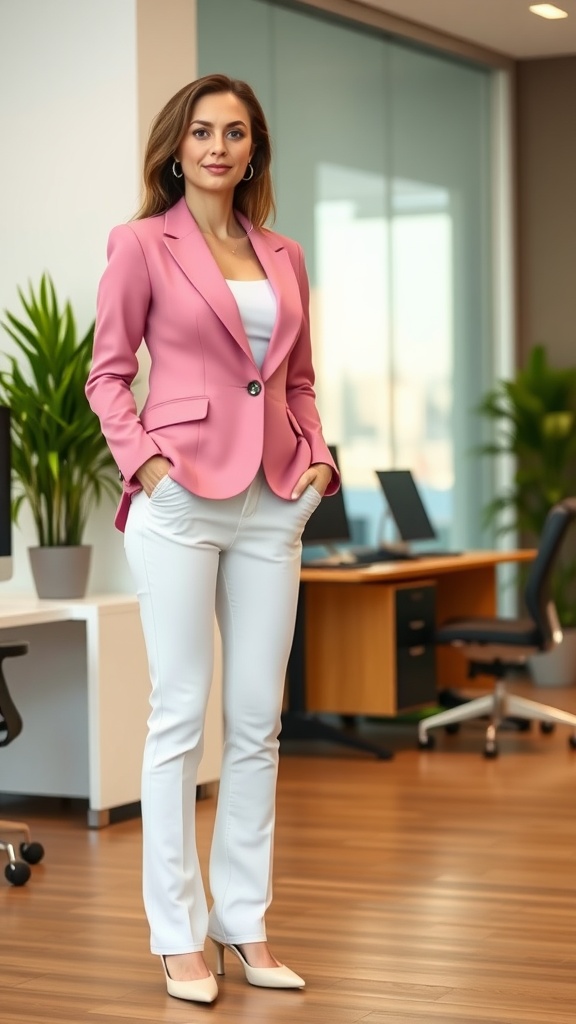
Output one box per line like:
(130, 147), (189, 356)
(305, 577), (438, 716)
(395, 582), (437, 710)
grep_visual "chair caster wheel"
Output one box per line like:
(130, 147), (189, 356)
(568, 735), (576, 750)
(418, 733), (435, 750)
(20, 841), (44, 865)
(540, 721), (555, 735)
(5, 861), (31, 886)
(484, 744), (498, 758)
(445, 723), (460, 735)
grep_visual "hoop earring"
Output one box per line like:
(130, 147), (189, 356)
(242, 163), (254, 182)
(172, 160), (183, 179)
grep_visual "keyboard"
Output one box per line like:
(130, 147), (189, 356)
(349, 548), (414, 565)
(305, 548), (413, 568)
(303, 548), (463, 568)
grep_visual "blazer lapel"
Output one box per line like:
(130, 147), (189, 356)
(163, 199), (253, 362)
(163, 200), (303, 376)
(238, 215), (303, 380)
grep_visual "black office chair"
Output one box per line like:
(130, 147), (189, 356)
(0, 642), (45, 885)
(418, 498), (576, 757)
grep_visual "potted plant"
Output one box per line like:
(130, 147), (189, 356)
(0, 274), (118, 597)
(477, 344), (576, 683)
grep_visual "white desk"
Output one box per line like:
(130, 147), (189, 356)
(0, 595), (222, 826)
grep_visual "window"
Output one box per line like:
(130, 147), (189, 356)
(198, 0), (503, 549)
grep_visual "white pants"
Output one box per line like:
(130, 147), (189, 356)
(124, 470), (320, 954)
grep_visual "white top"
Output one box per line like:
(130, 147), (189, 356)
(226, 278), (277, 370)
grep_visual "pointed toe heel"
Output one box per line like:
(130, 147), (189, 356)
(161, 956), (218, 1003)
(209, 938), (305, 989)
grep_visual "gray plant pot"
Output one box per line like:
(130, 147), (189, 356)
(28, 545), (92, 599)
(528, 628), (576, 688)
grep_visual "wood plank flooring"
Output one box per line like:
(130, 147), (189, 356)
(1, 678), (575, 1024)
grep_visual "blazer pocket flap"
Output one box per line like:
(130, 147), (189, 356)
(142, 397), (209, 431)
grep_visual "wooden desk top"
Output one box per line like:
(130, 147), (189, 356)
(300, 548), (535, 584)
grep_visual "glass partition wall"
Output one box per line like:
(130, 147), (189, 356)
(198, 0), (500, 550)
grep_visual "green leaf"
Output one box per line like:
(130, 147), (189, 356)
(0, 274), (118, 546)
(477, 344), (576, 624)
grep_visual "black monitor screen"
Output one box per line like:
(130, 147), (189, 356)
(375, 469), (436, 543)
(0, 406), (11, 558)
(302, 445), (350, 545)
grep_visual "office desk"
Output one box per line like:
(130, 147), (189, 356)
(298, 550), (534, 717)
(0, 595), (222, 826)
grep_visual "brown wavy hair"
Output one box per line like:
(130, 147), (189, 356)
(135, 74), (275, 226)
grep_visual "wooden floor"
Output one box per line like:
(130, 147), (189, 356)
(1, 679), (576, 1024)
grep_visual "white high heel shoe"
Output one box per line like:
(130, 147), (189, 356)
(161, 955), (218, 1003)
(210, 939), (305, 989)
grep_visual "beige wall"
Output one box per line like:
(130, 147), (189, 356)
(136, 0), (198, 170)
(516, 56), (576, 368)
(133, 1), (198, 414)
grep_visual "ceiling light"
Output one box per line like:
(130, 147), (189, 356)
(529, 4), (569, 18)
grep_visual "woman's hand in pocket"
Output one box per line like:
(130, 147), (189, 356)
(291, 463), (332, 500)
(136, 456), (172, 498)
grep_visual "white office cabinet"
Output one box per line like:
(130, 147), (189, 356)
(0, 596), (223, 826)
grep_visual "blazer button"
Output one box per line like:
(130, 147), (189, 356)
(247, 380), (262, 396)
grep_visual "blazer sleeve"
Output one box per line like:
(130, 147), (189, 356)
(286, 243), (340, 495)
(85, 224), (162, 483)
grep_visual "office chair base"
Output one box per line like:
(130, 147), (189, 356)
(418, 681), (576, 757)
(0, 819), (45, 884)
(4, 857), (31, 886)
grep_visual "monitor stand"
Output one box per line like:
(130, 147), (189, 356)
(376, 507), (413, 554)
(281, 584), (393, 760)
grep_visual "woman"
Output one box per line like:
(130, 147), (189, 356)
(86, 74), (338, 1004)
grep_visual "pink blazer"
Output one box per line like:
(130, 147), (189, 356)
(86, 198), (339, 531)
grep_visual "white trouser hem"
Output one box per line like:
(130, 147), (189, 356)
(151, 943), (206, 955)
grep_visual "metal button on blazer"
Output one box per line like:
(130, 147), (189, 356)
(247, 380), (262, 396)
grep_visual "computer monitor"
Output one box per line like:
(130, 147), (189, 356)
(375, 469), (437, 543)
(0, 406), (13, 581)
(302, 445), (351, 547)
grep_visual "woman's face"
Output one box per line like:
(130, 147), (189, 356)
(177, 91), (254, 197)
